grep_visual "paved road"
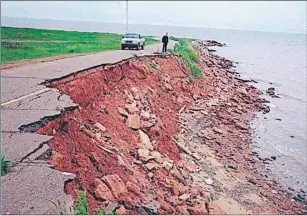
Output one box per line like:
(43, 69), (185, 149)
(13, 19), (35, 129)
(1, 42), (170, 103)
(1, 42), (173, 214)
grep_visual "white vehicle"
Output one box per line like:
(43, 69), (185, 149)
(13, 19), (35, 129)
(121, 33), (145, 50)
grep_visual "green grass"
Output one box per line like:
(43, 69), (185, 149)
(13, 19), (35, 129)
(1, 155), (12, 176)
(173, 38), (203, 79)
(75, 190), (118, 215)
(75, 191), (89, 215)
(149, 62), (157, 69)
(97, 209), (117, 215)
(1, 27), (159, 64)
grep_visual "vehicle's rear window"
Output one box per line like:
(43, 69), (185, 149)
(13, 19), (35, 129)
(124, 34), (139, 38)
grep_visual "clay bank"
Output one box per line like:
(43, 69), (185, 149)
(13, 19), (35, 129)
(29, 40), (306, 214)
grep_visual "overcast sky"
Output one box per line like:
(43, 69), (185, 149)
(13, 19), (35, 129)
(1, 1), (306, 33)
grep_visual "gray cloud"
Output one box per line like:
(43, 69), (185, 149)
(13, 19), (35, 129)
(1, 1), (306, 33)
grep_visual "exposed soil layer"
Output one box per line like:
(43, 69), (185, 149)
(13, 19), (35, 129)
(37, 41), (306, 214)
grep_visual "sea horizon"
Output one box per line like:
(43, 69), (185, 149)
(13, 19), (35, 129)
(1, 16), (306, 36)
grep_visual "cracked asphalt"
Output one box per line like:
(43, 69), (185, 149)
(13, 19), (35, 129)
(1, 42), (173, 214)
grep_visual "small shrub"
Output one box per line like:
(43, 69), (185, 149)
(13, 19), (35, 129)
(75, 191), (117, 215)
(1, 156), (12, 176)
(149, 62), (157, 69)
(97, 209), (106, 215)
(169, 36), (178, 41)
(189, 60), (203, 78)
(173, 43), (179, 53)
(97, 209), (117, 215)
(71, 157), (78, 166)
(75, 191), (89, 215)
(173, 39), (203, 78)
(188, 75), (195, 83)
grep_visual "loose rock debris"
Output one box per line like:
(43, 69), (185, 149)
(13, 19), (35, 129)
(266, 87), (280, 98)
(36, 40), (306, 214)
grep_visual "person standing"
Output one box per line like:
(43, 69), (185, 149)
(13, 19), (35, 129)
(162, 32), (169, 53)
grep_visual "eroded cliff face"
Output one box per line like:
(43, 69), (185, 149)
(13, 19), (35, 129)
(36, 41), (305, 214)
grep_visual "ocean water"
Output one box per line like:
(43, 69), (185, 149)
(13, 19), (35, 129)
(214, 32), (307, 192)
(2, 17), (306, 192)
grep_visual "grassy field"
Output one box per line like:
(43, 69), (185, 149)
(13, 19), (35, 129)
(171, 37), (203, 79)
(1, 27), (159, 64)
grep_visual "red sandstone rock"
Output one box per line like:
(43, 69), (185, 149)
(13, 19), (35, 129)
(95, 132), (102, 140)
(117, 107), (128, 117)
(171, 183), (180, 196)
(37, 52), (303, 214)
(188, 202), (209, 215)
(236, 122), (249, 130)
(179, 185), (189, 194)
(208, 203), (226, 215)
(94, 178), (113, 201)
(178, 193), (191, 201)
(165, 83), (173, 91)
(137, 148), (152, 161)
(52, 128), (57, 135)
(116, 205), (126, 214)
(212, 127), (224, 134)
(131, 87), (139, 93)
(81, 128), (96, 139)
(176, 205), (190, 215)
(126, 181), (141, 195)
(151, 151), (163, 164)
(158, 198), (174, 214)
(94, 122), (106, 133)
(127, 106), (139, 114)
(139, 130), (154, 150)
(141, 119), (156, 129)
(162, 160), (173, 171)
(140, 111), (150, 119)
(145, 162), (159, 171)
(102, 174), (128, 199)
(170, 165), (186, 184)
(126, 115), (140, 130)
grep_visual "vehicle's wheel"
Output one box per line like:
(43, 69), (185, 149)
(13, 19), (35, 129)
(142, 43), (145, 50)
(121, 45), (124, 50)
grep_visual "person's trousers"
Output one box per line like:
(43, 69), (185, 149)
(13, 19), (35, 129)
(162, 43), (168, 52)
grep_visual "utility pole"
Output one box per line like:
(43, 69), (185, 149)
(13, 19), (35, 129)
(126, 0), (128, 32)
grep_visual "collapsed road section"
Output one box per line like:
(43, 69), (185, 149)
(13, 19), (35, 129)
(34, 41), (306, 214)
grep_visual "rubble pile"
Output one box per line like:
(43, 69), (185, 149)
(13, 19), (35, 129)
(266, 87), (280, 98)
(37, 40), (305, 214)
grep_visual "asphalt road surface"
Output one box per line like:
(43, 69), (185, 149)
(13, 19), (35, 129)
(1, 41), (174, 214)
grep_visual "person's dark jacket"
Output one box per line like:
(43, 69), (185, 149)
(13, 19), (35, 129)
(162, 35), (169, 44)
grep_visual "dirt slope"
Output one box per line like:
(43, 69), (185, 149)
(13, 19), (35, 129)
(36, 41), (306, 214)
